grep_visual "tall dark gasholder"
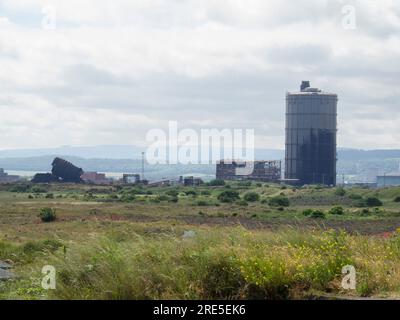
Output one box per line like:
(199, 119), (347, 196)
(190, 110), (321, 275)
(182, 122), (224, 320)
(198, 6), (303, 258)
(285, 81), (338, 186)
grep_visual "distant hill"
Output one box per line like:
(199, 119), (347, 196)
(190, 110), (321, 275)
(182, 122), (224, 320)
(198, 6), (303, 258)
(1, 145), (399, 162)
(337, 149), (400, 161)
(0, 155), (216, 181)
(0, 145), (145, 159)
(0, 146), (399, 182)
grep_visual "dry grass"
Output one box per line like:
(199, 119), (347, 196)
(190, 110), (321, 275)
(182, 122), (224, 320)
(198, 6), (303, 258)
(1, 183), (400, 300)
(2, 227), (400, 299)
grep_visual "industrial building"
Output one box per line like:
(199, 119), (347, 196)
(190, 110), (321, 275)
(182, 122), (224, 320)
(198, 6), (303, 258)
(32, 157), (83, 183)
(122, 174), (141, 184)
(182, 176), (204, 186)
(377, 172), (400, 188)
(0, 169), (20, 183)
(81, 172), (110, 184)
(216, 160), (281, 182)
(285, 81), (338, 186)
(148, 180), (171, 187)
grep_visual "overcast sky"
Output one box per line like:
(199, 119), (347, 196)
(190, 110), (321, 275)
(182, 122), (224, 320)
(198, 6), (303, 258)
(0, 0), (399, 150)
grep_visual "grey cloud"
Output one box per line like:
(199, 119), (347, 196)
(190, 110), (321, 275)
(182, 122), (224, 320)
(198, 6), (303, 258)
(63, 64), (133, 86)
(1, 1), (400, 149)
(266, 45), (332, 65)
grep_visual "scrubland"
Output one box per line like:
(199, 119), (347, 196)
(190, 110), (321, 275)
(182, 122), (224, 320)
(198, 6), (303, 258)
(1, 182), (400, 299)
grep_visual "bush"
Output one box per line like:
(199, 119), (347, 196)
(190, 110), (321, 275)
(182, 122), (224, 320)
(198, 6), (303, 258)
(185, 190), (197, 197)
(209, 179), (226, 186)
(9, 184), (30, 193)
(201, 190), (211, 196)
(374, 207), (385, 214)
(243, 192), (260, 202)
(105, 194), (119, 202)
(39, 208), (57, 223)
(196, 200), (211, 207)
(303, 209), (326, 219)
(236, 181), (252, 187)
(394, 196), (400, 203)
(365, 197), (383, 207)
(334, 187), (346, 197)
(360, 208), (370, 216)
(84, 192), (95, 201)
(45, 193), (54, 199)
(354, 199), (367, 208)
(310, 210), (326, 219)
(156, 195), (169, 201)
(349, 193), (363, 200)
(120, 194), (136, 203)
(268, 196), (290, 207)
(302, 209), (314, 217)
(31, 186), (48, 193)
(123, 188), (145, 195)
(218, 191), (240, 203)
(168, 196), (179, 203)
(165, 190), (179, 197)
(329, 206), (344, 215)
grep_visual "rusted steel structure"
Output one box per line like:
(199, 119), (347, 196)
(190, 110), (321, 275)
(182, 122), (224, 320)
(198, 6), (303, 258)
(216, 160), (281, 182)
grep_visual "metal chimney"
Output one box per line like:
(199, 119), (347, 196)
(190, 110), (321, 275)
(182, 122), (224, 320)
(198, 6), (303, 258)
(300, 81), (310, 92)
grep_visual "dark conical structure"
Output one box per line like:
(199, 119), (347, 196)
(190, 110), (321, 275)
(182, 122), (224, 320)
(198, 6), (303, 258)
(51, 157), (83, 183)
